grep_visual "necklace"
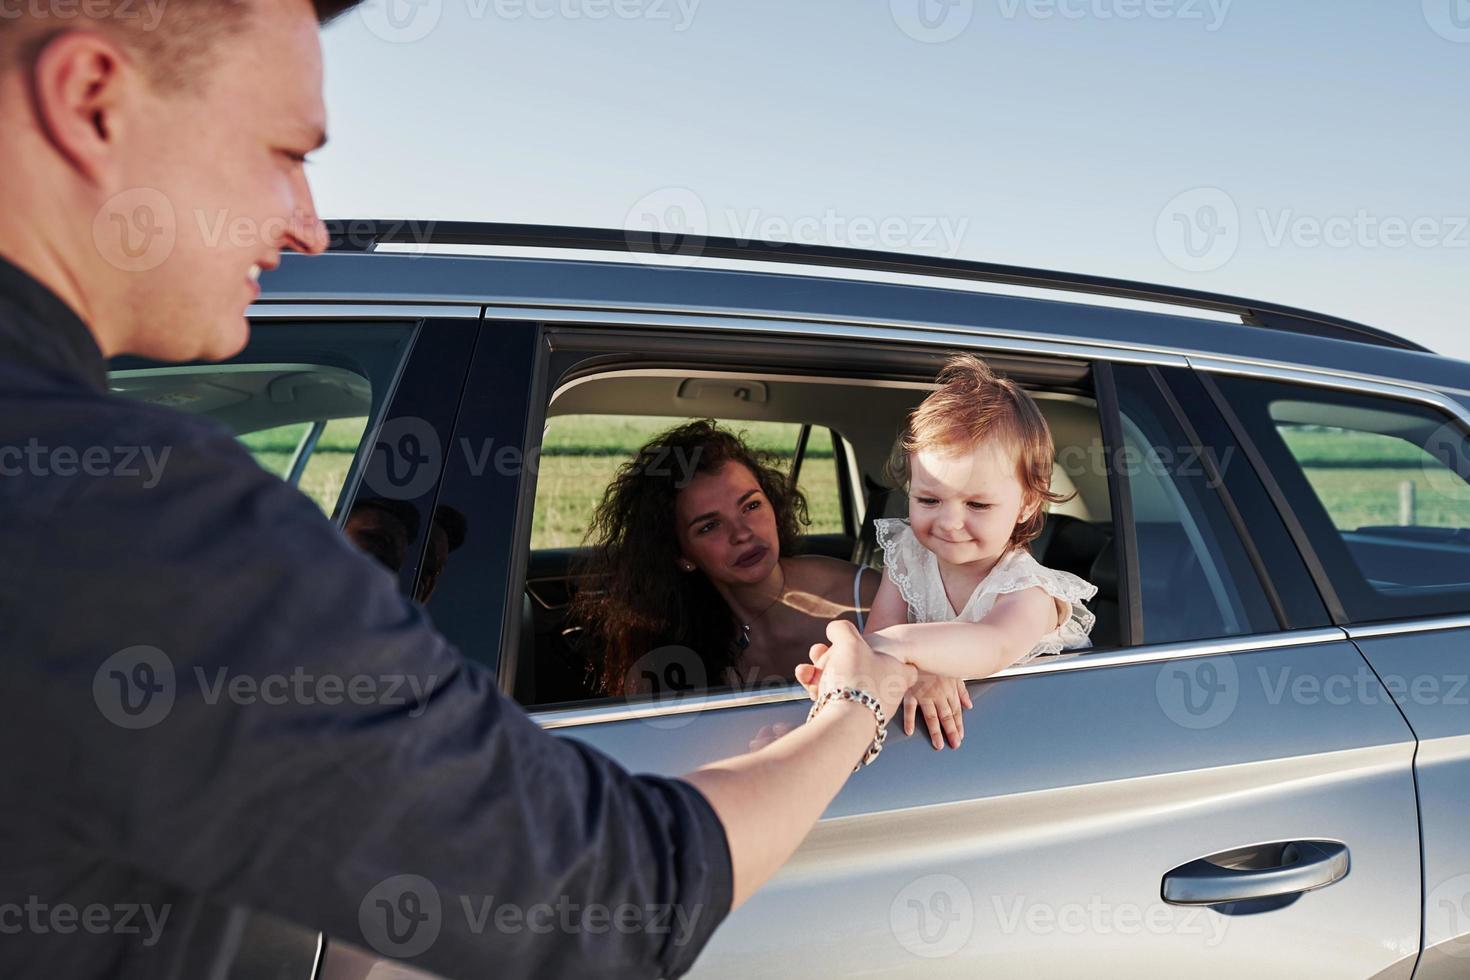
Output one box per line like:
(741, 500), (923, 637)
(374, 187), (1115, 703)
(736, 564), (787, 651)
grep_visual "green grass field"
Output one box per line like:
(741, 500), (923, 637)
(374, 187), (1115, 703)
(235, 416), (1470, 548)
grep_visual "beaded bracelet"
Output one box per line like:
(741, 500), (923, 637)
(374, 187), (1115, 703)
(806, 686), (887, 772)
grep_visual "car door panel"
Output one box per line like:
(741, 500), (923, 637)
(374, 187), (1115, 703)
(544, 635), (1420, 978)
(1351, 625), (1470, 977)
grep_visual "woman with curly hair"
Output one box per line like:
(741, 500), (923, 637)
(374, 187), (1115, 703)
(572, 419), (879, 696)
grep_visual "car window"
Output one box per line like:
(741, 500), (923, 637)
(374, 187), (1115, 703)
(530, 414), (844, 549)
(237, 418), (369, 514)
(108, 322), (416, 520)
(1110, 364), (1279, 644)
(1209, 373), (1470, 622)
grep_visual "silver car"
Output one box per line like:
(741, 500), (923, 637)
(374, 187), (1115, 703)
(113, 222), (1470, 978)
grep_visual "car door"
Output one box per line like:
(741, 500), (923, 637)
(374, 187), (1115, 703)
(508, 333), (1421, 979)
(1199, 365), (1470, 977)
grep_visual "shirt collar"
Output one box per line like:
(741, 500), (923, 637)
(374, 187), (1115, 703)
(0, 252), (108, 394)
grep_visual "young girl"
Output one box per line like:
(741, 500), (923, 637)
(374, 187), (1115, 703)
(800, 354), (1098, 750)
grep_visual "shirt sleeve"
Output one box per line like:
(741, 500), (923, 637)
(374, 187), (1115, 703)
(8, 405), (733, 980)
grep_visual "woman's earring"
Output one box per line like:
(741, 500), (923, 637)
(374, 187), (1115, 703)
(679, 560), (695, 572)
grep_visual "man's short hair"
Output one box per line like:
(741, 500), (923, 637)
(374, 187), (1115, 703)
(0, 0), (363, 89)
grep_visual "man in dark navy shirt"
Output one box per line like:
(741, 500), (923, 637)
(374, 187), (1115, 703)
(0, 2), (917, 978)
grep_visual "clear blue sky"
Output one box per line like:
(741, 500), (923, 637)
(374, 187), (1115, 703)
(311, 0), (1470, 359)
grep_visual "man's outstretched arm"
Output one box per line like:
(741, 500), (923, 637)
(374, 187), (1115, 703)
(7, 403), (911, 979)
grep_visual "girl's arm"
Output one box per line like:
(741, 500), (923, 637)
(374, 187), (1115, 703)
(862, 571), (910, 636)
(866, 587), (1063, 679)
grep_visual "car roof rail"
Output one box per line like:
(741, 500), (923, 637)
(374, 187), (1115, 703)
(324, 219), (1429, 353)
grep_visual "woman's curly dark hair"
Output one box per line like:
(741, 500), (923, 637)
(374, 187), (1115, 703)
(571, 419), (810, 696)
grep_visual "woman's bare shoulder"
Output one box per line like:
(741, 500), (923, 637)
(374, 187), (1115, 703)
(788, 554), (875, 591)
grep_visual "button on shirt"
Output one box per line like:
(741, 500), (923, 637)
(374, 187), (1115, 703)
(0, 255), (732, 979)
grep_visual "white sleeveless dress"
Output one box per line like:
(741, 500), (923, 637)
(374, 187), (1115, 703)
(874, 518), (1099, 665)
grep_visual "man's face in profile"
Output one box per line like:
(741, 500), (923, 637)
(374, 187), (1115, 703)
(94, 0), (330, 361)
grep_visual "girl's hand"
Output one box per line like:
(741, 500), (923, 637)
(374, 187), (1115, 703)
(903, 672), (974, 750)
(794, 642), (829, 700)
(792, 621), (918, 720)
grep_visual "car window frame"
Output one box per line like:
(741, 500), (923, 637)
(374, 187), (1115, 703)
(492, 318), (1335, 729)
(1193, 360), (1470, 626)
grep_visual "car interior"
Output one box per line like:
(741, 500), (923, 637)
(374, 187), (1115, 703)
(515, 363), (1124, 708)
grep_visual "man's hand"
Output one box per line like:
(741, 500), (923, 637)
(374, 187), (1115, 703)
(903, 672), (973, 750)
(793, 619), (917, 722)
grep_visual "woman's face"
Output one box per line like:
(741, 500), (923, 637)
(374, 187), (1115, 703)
(674, 459), (781, 586)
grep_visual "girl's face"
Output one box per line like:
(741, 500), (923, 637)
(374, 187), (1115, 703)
(674, 460), (782, 586)
(908, 441), (1036, 568)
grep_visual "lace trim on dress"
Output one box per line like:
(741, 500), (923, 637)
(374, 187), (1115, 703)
(987, 550), (1100, 660)
(874, 518), (926, 623)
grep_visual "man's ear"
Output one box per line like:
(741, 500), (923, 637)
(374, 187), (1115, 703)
(31, 31), (134, 185)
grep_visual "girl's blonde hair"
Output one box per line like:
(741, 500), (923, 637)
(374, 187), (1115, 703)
(887, 353), (1073, 551)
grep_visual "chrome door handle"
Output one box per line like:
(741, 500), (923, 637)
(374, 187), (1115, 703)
(1161, 840), (1350, 906)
